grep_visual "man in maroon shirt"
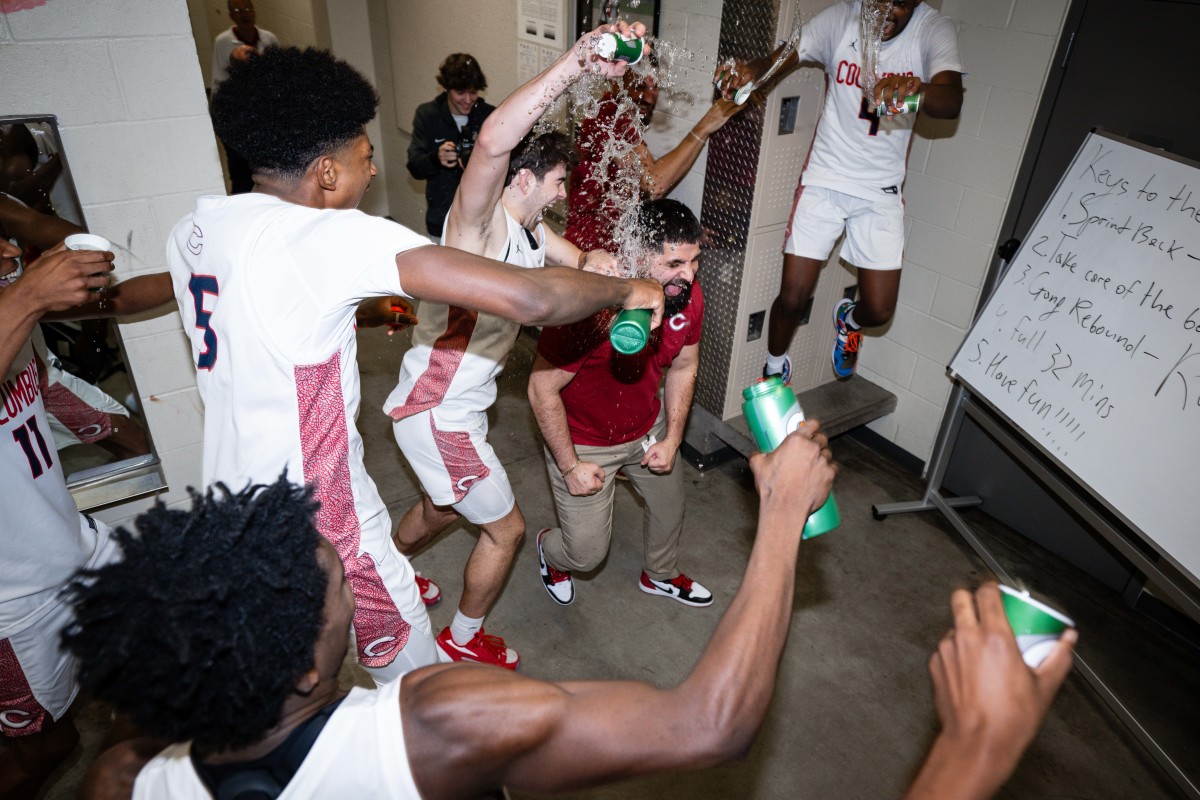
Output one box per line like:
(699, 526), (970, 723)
(528, 199), (709, 607)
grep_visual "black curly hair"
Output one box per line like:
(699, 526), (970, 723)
(635, 198), (702, 250)
(437, 53), (487, 92)
(211, 46), (379, 179)
(62, 476), (330, 751)
(505, 131), (577, 185)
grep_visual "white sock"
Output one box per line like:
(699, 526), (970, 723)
(765, 352), (788, 373)
(450, 611), (484, 645)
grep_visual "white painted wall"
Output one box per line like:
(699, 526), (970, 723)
(859, 0), (1071, 462)
(0, 0), (220, 530)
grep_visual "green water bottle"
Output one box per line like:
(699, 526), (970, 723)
(594, 32), (644, 64)
(741, 377), (840, 539)
(610, 308), (651, 355)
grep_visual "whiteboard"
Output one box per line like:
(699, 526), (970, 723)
(949, 132), (1200, 583)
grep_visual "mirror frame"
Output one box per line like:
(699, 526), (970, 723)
(1, 114), (167, 512)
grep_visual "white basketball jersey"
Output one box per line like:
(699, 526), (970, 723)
(386, 207), (546, 428)
(133, 682), (423, 798)
(799, 0), (962, 201)
(0, 341), (97, 635)
(167, 194), (427, 550)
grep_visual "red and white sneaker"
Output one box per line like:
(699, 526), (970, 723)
(536, 529), (574, 605)
(639, 571), (714, 607)
(415, 573), (441, 607)
(436, 626), (520, 670)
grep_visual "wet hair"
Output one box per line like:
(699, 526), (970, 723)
(635, 198), (702, 251)
(211, 46), (379, 179)
(437, 53), (487, 92)
(62, 476), (329, 751)
(505, 131), (576, 185)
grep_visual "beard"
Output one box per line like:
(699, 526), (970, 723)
(663, 279), (693, 317)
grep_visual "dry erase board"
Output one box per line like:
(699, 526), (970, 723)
(949, 132), (1200, 581)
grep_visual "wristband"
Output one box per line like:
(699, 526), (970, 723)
(687, 130), (707, 145)
(562, 460), (579, 477)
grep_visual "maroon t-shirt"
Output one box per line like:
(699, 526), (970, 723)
(565, 93), (639, 253)
(538, 282), (704, 447)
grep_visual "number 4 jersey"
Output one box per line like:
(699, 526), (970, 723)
(0, 341), (99, 636)
(798, 0), (962, 202)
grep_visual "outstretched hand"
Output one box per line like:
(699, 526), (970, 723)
(904, 583), (1077, 800)
(574, 21), (650, 79)
(6, 242), (114, 313)
(748, 419), (835, 522)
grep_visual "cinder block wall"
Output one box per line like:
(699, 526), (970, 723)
(0, 0), (220, 529)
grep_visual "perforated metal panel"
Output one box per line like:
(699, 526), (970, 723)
(698, 0), (862, 420)
(695, 0), (779, 419)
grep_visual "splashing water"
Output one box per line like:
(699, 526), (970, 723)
(525, 33), (703, 277)
(860, 0), (888, 108)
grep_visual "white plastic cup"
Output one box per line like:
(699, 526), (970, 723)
(999, 585), (1075, 668)
(64, 234), (113, 292)
(64, 233), (112, 252)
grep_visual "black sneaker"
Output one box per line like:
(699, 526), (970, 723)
(639, 571), (713, 607)
(537, 529), (574, 605)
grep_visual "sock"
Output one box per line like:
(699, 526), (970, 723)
(842, 304), (861, 331)
(765, 352), (788, 374)
(450, 611), (484, 645)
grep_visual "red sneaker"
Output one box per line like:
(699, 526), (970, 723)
(415, 573), (441, 607)
(436, 626), (520, 670)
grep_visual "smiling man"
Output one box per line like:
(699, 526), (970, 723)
(386, 23), (649, 670)
(528, 199), (711, 608)
(168, 45), (663, 685)
(406, 54), (494, 239)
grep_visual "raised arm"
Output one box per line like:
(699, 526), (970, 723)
(395, 244), (662, 329)
(44, 272), (175, 321)
(448, 22), (647, 234)
(0, 243), (112, 375)
(0, 193), (83, 251)
(639, 99), (742, 199)
(401, 425), (836, 799)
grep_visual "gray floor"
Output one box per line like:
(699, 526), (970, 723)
(37, 325), (1199, 799)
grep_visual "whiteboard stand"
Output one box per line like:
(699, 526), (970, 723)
(874, 379), (1200, 800)
(871, 225), (1200, 797)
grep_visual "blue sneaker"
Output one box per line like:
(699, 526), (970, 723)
(762, 354), (792, 385)
(832, 299), (862, 379)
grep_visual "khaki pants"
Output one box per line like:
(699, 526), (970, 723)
(540, 412), (684, 580)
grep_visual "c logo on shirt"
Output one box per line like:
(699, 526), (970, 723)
(187, 224), (204, 255)
(0, 709), (33, 730)
(456, 475), (480, 492)
(363, 636), (398, 659)
(668, 313), (687, 332)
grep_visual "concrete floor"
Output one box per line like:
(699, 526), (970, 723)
(35, 325), (1199, 799)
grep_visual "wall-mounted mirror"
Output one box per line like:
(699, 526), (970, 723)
(1, 115), (166, 511)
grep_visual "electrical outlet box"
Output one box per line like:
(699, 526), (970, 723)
(779, 96), (800, 135)
(747, 310), (765, 341)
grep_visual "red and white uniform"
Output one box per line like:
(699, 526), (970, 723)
(133, 682), (422, 798)
(167, 195), (435, 678)
(797, 0), (962, 201)
(384, 208), (545, 521)
(1, 341), (116, 736)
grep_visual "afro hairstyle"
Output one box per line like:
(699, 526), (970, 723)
(505, 131), (577, 186)
(211, 46), (379, 179)
(62, 475), (330, 751)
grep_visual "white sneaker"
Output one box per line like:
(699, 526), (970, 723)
(639, 571), (713, 607)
